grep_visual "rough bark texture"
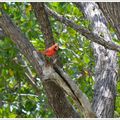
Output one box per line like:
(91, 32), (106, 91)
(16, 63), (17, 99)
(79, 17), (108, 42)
(31, 3), (80, 117)
(0, 10), (43, 76)
(31, 3), (97, 118)
(0, 3), (96, 117)
(98, 2), (120, 41)
(43, 81), (80, 117)
(75, 2), (118, 118)
(43, 77), (80, 118)
(2, 3), (118, 118)
(0, 8), (80, 118)
(31, 3), (54, 48)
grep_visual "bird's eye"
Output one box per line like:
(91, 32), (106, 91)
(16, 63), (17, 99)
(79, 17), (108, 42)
(54, 45), (59, 50)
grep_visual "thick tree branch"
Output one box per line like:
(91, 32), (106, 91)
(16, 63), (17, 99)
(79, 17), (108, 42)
(31, 3), (54, 48)
(0, 10), (44, 76)
(0, 8), (44, 99)
(31, 3), (96, 118)
(31, 3), (81, 117)
(0, 6), (80, 118)
(45, 5), (120, 52)
(0, 4), (96, 118)
(34, 51), (96, 117)
(53, 64), (96, 117)
(31, 3), (62, 66)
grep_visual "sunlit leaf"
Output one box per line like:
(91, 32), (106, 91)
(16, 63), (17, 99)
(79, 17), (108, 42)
(83, 53), (90, 64)
(26, 5), (32, 15)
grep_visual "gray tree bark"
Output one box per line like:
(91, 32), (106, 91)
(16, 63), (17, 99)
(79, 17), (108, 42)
(98, 3), (120, 41)
(74, 2), (118, 118)
(1, 2), (119, 118)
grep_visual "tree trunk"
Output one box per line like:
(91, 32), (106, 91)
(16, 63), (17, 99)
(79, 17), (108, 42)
(75, 2), (118, 117)
(31, 3), (96, 118)
(98, 2), (120, 41)
(1, 2), (119, 118)
(43, 81), (80, 117)
(31, 3), (81, 117)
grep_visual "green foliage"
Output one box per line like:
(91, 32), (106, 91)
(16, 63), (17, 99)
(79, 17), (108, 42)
(0, 3), (54, 118)
(0, 36), (53, 118)
(1, 2), (119, 118)
(0, 2), (95, 118)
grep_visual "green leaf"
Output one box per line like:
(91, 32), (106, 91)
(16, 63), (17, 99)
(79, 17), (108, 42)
(83, 53), (90, 64)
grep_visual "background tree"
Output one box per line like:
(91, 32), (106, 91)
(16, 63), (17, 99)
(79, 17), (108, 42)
(0, 2), (120, 118)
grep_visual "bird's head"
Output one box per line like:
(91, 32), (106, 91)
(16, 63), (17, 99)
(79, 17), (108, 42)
(54, 43), (59, 51)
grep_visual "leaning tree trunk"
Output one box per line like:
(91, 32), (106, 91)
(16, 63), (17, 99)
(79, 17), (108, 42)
(31, 3), (80, 118)
(75, 2), (118, 118)
(31, 3), (96, 118)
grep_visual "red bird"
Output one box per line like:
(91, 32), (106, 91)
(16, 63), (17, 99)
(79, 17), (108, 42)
(38, 43), (59, 57)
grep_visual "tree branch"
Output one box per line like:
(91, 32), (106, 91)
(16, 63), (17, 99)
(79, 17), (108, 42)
(0, 5), (96, 118)
(16, 54), (40, 95)
(53, 64), (96, 117)
(0, 8), (44, 101)
(31, 3), (81, 117)
(31, 3), (96, 117)
(34, 51), (96, 117)
(45, 5), (120, 52)
(0, 9), (44, 76)
(31, 3), (62, 66)
(31, 3), (54, 48)
(0, 5), (81, 118)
